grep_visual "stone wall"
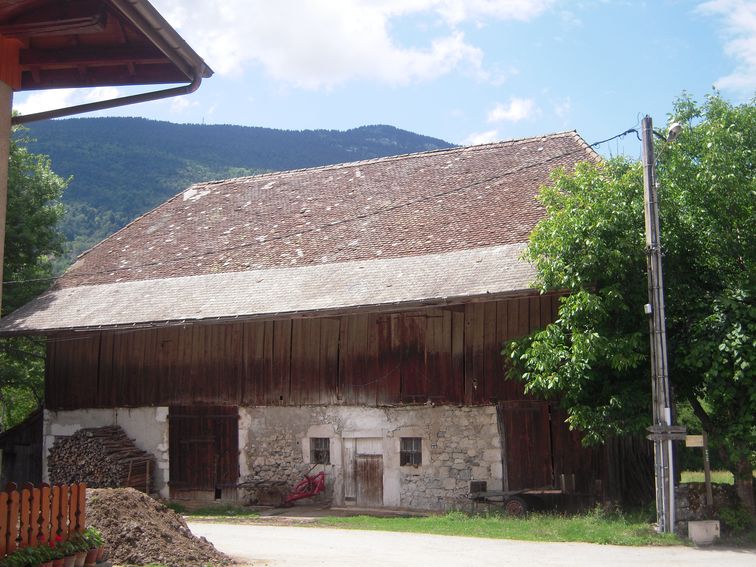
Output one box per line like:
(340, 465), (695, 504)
(238, 405), (502, 511)
(675, 482), (739, 535)
(398, 406), (501, 510)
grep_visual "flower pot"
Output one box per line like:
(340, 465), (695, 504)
(63, 555), (76, 567)
(53, 558), (65, 567)
(42, 562), (54, 567)
(74, 551), (86, 567)
(95, 546), (104, 562)
(84, 548), (98, 566)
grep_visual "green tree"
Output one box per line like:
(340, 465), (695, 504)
(0, 127), (67, 429)
(508, 94), (755, 511)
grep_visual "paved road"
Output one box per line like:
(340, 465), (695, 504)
(188, 521), (756, 567)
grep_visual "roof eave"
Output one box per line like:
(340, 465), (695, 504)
(0, 287), (547, 337)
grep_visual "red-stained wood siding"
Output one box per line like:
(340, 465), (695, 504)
(46, 295), (562, 410)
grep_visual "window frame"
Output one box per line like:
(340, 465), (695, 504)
(400, 437), (422, 467)
(310, 437), (330, 465)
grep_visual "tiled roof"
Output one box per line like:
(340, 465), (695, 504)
(0, 131), (597, 333)
(0, 243), (533, 334)
(57, 131), (596, 288)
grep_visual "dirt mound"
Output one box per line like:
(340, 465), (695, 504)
(86, 488), (232, 567)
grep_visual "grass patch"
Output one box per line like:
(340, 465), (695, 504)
(681, 470), (735, 484)
(317, 509), (681, 546)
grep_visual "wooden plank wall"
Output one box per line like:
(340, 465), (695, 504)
(46, 295), (559, 410)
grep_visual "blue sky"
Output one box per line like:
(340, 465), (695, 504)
(13, 0), (756, 156)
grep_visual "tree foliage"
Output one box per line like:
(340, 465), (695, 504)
(507, 94), (754, 507)
(1, 128), (67, 428)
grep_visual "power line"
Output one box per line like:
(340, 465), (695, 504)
(3, 126), (638, 288)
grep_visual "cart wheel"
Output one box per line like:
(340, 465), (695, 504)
(504, 496), (528, 516)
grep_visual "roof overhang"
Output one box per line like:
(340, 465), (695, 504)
(0, 243), (538, 335)
(0, 0), (212, 122)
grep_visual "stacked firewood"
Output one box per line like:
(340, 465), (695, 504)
(48, 425), (155, 493)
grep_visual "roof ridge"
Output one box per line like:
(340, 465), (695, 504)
(191, 130), (583, 188)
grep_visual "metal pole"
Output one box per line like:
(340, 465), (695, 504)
(0, 80), (13, 315)
(641, 115), (675, 533)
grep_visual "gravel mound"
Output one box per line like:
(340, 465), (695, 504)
(86, 488), (232, 567)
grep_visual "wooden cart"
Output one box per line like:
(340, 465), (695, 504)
(468, 487), (564, 516)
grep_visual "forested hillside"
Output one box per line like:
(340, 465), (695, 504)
(22, 117), (453, 267)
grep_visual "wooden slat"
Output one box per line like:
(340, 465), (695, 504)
(50, 486), (60, 542)
(319, 318), (341, 404)
(57, 484), (68, 541)
(398, 313), (426, 403)
(451, 308), (465, 403)
(464, 303), (485, 404)
(67, 484), (78, 537)
(7, 490), (19, 554)
(270, 321), (291, 404)
(340, 314), (371, 405)
(19, 488), (30, 547)
(0, 491), (8, 556)
(76, 483), (86, 532)
(30, 488), (41, 544)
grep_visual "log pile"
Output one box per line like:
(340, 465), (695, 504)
(48, 426), (155, 493)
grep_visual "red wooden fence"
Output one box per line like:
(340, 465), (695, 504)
(0, 483), (86, 556)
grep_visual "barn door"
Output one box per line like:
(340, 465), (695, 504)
(497, 401), (554, 490)
(169, 406), (239, 499)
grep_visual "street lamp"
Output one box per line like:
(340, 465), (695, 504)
(640, 115), (685, 534)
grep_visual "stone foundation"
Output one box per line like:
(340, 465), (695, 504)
(239, 405), (502, 510)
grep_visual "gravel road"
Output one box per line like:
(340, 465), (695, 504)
(188, 521), (756, 567)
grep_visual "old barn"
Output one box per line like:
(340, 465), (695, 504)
(0, 132), (647, 510)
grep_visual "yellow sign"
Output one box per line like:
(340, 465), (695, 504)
(685, 435), (704, 448)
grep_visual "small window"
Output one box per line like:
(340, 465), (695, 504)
(400, 437), (422, 466)
(310, 437), (330, 464)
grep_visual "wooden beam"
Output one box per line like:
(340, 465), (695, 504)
(19, 45), (165, 68)
(0, 80), (12, 315)
(0, 0), (106, 38)
(0, 16), (105, 37)
(0, 37), (21, 89)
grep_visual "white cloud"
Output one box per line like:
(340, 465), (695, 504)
(487, 97), (538, 122)
(697, 0), (756, 92)
(13, 87), (121, 116)
(13, 89), (78, 116)
(554, 97), (571, 120)
(151, 0), (554, 88)
(463, 129), (500, 145)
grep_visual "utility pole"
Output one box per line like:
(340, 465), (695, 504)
(641, 115), (682, 533)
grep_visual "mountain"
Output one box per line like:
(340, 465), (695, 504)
(22, 117), (454, 268)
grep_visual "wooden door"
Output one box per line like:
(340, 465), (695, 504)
(355, 455), (383, 507)
(168, 406), (239, 497)
(498, 401), (553, 490)
(353, 438), (383, 507)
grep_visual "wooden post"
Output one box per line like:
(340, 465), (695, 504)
(703, 431), (713, 506)
(0, 80), (12, 315)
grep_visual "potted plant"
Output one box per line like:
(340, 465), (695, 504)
(80, 530), (102, 566)
(58, 541), (79, 567)
(0, 545), (48, 567)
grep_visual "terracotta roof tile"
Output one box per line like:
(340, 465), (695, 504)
(58, 131), (597, 288)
